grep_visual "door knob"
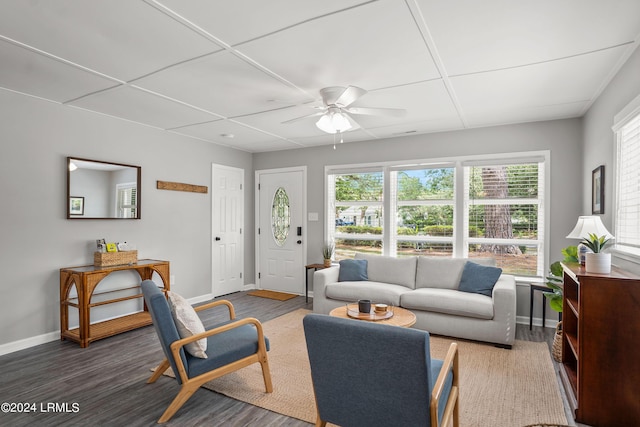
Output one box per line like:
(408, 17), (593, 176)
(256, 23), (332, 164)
(215, 237), (221, 241)
(297, 240), (302, 244)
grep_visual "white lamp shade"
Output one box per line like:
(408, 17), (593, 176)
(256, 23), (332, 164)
(566, 215), (614, 239)
(315, 111), (353, 134)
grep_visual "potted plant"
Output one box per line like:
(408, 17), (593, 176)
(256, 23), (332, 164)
(581, 233), (613, 274)
(545, 245), (578, 362)
(322, 242), (335, 267)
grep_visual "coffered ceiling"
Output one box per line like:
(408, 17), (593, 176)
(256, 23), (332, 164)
(1, 1), (639, 152)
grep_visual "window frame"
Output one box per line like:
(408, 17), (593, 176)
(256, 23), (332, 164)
(325, 151), (550, 278)
(611, 93), (640, 262)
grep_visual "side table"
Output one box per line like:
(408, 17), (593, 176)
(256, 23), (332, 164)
(305, 263), (332, 303)
(329, 305), (416, 328)
(529, 283), (561, 329)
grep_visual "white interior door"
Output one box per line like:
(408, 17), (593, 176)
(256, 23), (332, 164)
(257, 168), (305, 294)
(212, 164), (244, 297)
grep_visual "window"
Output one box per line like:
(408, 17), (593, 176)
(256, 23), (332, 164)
(326, 153), (547, 277)
(116, 183), (137, 218)
(613, 94), (640, 256)
(328, 169), (384, 258)
(391, 166), (455, 258)
(465, 162), (544, 276)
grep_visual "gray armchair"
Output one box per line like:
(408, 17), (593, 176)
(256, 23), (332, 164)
(141, 280), (272, 423)
(303, 313), (459, 427)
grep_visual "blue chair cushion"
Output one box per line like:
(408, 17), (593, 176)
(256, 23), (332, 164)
(338, 259), (368, 281)
(304, 313), (451, 427)
(187, 320), (270, 379)
(142, 281), (189, 384)
(458, 261), (502, 297)
(142, 280), (269, 384)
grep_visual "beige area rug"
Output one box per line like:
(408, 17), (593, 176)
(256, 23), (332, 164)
(246, 289), (298, 301)
(162, 309), (568, 426)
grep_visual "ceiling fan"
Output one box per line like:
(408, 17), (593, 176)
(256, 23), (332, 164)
(283, 85), (406, 134)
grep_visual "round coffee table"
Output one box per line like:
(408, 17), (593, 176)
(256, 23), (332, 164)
(329, 304), (416, 328)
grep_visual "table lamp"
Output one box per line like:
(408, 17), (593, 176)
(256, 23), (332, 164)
(566, 216), (614, 266)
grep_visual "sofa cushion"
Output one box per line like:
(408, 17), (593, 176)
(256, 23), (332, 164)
(338, 259), (368, 281)
(355, 253), (417, 289)
(401, 288), (494, 320)
(458, 262), (503, 297)
(415, 257), (496, 289)
(325, 281), (410, 306)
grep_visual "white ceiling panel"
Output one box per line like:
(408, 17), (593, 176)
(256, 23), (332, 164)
(133, 51), (314, 118)
(0, 39), (117, 102)
(69, 86), (219, 129)
(464, 101), (590, 128)
(366, 117), (465, 139)
(288, 129), (380, 148)
(417, 0), (640, 75)
(237, 0), (441, 91)
(0, 0), (220, 81)
(171, 119), (302, 152)
(235, 105), (331, 139)
(348, 81), (461, 129)
(154, 0), (366, 46)
(451, 45), (630, 120)
(0, 1), (638, 152)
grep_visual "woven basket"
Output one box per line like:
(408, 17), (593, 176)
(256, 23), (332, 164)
(94, 250), (138, 267)
(552, 321), (562, 362)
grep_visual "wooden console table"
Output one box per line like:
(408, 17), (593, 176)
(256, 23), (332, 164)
(60, 259), (170, 348)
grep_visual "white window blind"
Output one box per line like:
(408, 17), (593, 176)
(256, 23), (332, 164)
(615, 112), (640, 249)
(465, 161), (544, 276)
(117, 184), (137, 218)
(325, 153), (547, 276)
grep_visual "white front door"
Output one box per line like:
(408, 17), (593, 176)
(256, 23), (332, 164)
(212, 164), (244, 297)
(257, 168), (305, 294)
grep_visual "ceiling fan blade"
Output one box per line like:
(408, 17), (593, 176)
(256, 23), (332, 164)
(281, 111), (324, 124)
(345, 106), (406, 117)
(319, 86), (346, 106)
(334, 85), (367, 107)
(343, 112), (361, 131)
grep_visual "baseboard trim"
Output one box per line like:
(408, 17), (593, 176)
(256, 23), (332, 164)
(0, 331), (59, 357)
(516, 314), (558, 329)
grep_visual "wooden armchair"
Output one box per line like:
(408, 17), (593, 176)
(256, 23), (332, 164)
(303, 313), (459, 427)
(141, 280), (272, 423)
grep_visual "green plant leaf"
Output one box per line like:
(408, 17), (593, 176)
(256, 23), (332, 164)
(549, 261), (563, 277)
(561, 245), (578, 263)
(549, 298), (563, 312)
(581, 233), (612, 253)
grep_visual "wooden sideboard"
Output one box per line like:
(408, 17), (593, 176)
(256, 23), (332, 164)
(60, 259), (170, 348)
(560, 262), (640, 426)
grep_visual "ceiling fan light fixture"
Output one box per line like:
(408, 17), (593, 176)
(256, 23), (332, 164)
(316, 110), (352, 134)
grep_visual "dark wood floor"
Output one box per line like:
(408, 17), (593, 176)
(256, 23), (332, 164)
(0, 292), (572, 427)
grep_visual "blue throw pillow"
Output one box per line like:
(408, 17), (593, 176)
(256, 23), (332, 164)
(458, 261), (502, 297)
(338, 259), (368, 282)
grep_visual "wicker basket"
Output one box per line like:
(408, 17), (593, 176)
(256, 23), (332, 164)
(94, 250), (138, 267)
(552, 321), (563, 362)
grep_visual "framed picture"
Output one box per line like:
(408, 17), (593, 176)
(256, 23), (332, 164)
(592, 165), (604, 214)
(69, 196), (84, 216)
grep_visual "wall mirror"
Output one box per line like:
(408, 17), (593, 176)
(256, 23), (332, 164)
(67, 157), (141, 219)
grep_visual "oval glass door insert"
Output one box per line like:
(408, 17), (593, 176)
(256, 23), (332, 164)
(271, 187), (290, 246)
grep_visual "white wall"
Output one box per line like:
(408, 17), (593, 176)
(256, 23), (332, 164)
(3, 44), (636, 351)
(0, 89), (253, 350)
(582, 45), (640, 274)
(254, 118), (583, 274)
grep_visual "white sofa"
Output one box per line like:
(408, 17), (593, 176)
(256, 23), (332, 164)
(313, 253), (517, 348)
